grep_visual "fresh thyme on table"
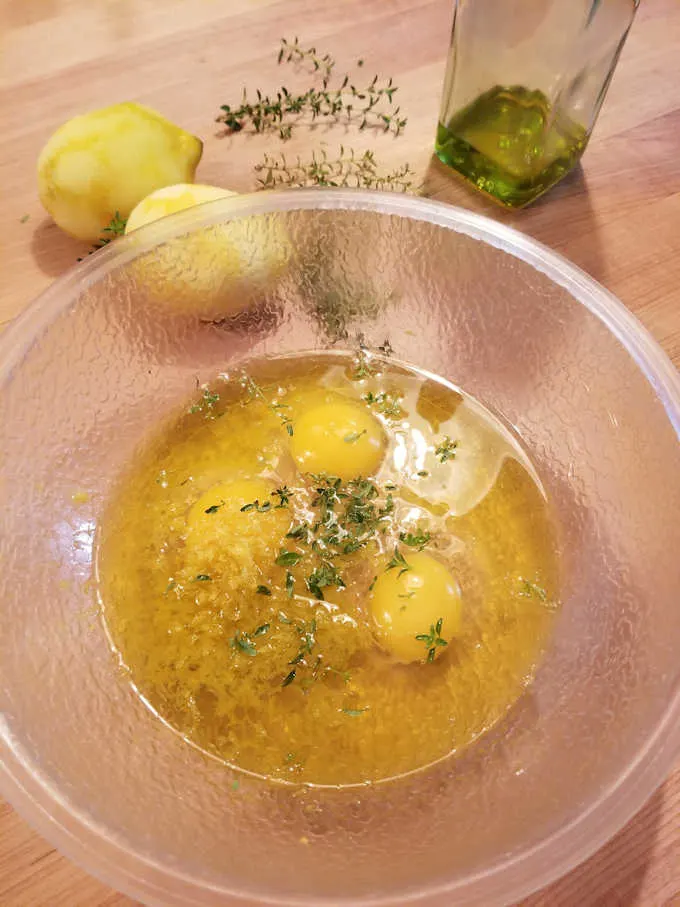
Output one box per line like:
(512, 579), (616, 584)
(78, 212), (127, 259)
(216, 36), (415, 192)
(254, 147), (416, 192)
(218, 37), (407, 139)
(98, 211), (127, 242)
(278, 36), (335, 81)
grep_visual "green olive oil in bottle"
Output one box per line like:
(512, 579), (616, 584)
(434, 0), (639, 207)
(435, 85), (588, 207)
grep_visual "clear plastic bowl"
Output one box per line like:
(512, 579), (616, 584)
(1, 190), (678, 907)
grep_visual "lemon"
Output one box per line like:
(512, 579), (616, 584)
(128, 184), (291, 319)
(37, 102), (202, 241)
(125, 183), (236, 234)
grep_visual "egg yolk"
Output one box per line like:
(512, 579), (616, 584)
(186, 478), (290, 588)
(290, 398), (386, 480)
(370, 551), (462, 663)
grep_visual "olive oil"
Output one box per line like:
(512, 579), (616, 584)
(435, 85), (587, 207)
(98, 353), (559, 786)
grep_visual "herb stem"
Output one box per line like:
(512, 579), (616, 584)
(218, 38), (407, 140)
(255, 146), (415, 192)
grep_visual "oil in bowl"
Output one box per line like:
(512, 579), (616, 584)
(97, 351), (559, 786)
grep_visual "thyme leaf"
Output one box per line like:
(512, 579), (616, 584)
(276, 549), (303, 568)
(386, 546), (410, 577)
(218, 40), (407, 139)
(399, 530), (431, 551)
(255, 147), (415, 191)
(434, 437), (458, 463)
(415, 617), (448, 663)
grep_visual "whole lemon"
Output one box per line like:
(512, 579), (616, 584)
(126, 183), (291, 320)
(125, 183), (236, 233)
(37, 102), (202, 241)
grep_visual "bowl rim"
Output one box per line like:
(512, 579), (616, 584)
(1, 188), (679, 907)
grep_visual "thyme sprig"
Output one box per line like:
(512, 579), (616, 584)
(241, 375), (294, 436)
(435, 437), (458, 463)
(241, 488), (294, 512)
(272, 486), (293, 508)
(254, 147), (415, 191)
(218, 38), (406, 139)
(307, 561), (345, 600)
(399, 530), (431, 551)
(275, 549), (303, 568)
(282, 617), (318, 686)
(307, 474), (394, 563)
(204, 500), (225, 514)
(98, 211), (127, 244)
(231, 622), (270, 657)
(245, 473), (401, 607)
(415, 617), (448, 663)
(518, 578), (547, 601)
(386, 546), (411, 577)
(350, 351), (377, 381)
(189, 387), (220, 418)
(278, 36), (335, 81)
(363, 390), (404, 419)
(78, 212), (127, 260)
(518, 578), (556, 609)
(240, 499), (272, 513)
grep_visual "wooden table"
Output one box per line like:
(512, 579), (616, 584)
(1, 0), (679, 904)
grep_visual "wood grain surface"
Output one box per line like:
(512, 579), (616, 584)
(1, 0), (679, 904)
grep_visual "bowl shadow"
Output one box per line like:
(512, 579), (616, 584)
(30, 217), (91, 278)
(518, 782), (666, 906)
(421, 156), (606, 289)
